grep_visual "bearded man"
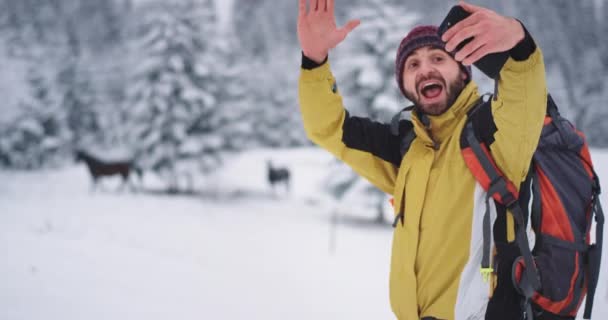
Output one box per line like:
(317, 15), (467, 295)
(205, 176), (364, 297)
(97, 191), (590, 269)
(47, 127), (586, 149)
(298, 1), (549, 319)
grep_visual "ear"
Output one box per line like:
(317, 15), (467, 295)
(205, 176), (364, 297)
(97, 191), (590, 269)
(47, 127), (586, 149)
(461, 69), (469, 82)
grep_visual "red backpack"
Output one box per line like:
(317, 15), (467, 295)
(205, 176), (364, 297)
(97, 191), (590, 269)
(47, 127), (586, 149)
(391, 94), (604, 319)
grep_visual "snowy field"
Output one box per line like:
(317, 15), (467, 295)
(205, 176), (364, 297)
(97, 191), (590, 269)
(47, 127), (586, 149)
(1, 147), (607, 320)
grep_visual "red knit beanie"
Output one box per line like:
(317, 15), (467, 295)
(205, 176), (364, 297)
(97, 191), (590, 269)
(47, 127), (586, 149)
(395, 25), (472, 97)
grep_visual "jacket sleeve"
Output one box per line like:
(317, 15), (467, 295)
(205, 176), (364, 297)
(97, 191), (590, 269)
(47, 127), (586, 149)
(489, 26), (547, 188)
(298, 55), (401, 195)
(486, 26), (546, 244)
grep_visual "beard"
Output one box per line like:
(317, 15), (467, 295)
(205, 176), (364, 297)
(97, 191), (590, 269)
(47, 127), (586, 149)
(404, 70), (467, 116)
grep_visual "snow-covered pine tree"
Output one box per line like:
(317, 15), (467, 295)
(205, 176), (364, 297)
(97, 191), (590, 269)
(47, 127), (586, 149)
(0, 66), (71, 169)
(0, 1), (65, 169)
(0, 0), (133, 168)
(128, 0), (243, 191)
(74, 0), (134, 149)
(57, 61), (99, 146)
(231, 0), (309, 148)
(187, 26), (251, 153)
(176, 24), (251, 178)
(242, 49), (310, 148)
(232, 0), (298, 61)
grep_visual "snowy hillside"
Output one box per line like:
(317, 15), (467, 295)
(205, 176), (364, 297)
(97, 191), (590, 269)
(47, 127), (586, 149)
(1, 147), (607, 320)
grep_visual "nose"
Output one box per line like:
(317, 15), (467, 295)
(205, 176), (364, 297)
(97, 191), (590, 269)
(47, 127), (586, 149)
(417, 60), (437, 77)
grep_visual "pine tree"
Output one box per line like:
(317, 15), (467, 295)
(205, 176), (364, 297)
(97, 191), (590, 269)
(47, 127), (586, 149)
(232, 0), (298, 60)
(187, 27), (250, 153)
(24, 67), (70, 167)
(57, 61), (99, 145)
(242, 49), (309, 148)
(0, 0), (133, 167)
(0, 66), (70, 169)
(128, 0), (242, 191)
(231, 0), (309, 148)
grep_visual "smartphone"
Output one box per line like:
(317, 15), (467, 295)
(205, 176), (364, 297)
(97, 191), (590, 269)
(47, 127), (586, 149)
(438, 6), (473, 53)
(438, 5), (509, 79)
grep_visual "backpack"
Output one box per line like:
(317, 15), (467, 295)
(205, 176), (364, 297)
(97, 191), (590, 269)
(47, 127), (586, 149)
(390, 94), (604, 320)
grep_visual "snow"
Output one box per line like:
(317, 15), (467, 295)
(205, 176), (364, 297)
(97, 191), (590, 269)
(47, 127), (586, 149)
(358, 65), (384, 90)
(215, 0), (233, 30)
(1, 147), (607, 320)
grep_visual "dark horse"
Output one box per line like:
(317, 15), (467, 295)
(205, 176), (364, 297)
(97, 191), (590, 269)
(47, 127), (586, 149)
(75, 150), (142, 192)
(267, 160), (290, 195)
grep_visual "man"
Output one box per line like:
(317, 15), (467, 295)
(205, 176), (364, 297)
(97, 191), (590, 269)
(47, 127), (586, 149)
(298, 1), (547, 319)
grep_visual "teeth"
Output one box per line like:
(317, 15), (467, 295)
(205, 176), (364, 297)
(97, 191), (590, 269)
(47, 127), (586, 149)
(423, 82), (441, 89)
(420, 81), (441, 92)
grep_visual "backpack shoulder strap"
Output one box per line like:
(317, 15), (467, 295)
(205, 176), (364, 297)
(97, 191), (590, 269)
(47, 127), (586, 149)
(584, 178), (604, 318)
(464, 93), (497, 145)
(460, 94), (541, 305)
(581, 142), (605, 319)
(390, 105), (414, 135)
(390, 105), (416, 157)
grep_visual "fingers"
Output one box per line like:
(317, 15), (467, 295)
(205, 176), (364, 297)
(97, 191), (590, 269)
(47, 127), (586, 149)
(462, 44), (491, 66)
(313, 0), (319, 10)
(458, 1), (486, 13)
(441, 13), (482, 43)
(342, 19), (361, 34)
(327, 0), (334, 14)
(454, 36), (485, 63)
(334, 19), (360, 42)
(319, 0), (327, 11)
(445, 24), (480, 52)
(298, 0), (307, 18)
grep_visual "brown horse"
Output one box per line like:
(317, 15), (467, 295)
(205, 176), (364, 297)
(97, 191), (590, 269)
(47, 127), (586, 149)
(75, 150), (142, 192)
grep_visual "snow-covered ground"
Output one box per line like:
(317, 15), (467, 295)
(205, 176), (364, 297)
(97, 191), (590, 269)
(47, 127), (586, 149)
(1, 147), (607, 320)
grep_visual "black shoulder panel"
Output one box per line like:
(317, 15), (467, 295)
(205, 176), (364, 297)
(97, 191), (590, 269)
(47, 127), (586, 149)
(341, 110), (410, 166)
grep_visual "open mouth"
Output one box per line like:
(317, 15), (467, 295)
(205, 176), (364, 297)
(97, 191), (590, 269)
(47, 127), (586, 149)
(418, 80), (444, 100)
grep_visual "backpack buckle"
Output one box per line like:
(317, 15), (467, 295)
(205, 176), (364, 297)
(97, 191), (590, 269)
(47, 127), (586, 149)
(480, 267), (494, 283)
(502, 193), (518, 209)
(488, 177), (517, 207)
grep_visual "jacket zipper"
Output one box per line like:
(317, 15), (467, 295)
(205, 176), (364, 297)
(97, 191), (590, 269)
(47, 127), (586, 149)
(425, 122), (440, 150)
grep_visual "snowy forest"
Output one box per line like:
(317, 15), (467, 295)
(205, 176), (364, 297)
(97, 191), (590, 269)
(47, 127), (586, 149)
(0, 0), (607, 175)
(1, 1), (608, 319)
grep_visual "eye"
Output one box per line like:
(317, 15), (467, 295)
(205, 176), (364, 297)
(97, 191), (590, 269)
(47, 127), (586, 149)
(432, 55), (445, 63)
(407, 61), (419, 70)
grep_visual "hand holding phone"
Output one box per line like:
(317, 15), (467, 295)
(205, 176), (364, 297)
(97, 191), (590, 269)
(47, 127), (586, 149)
(438, 5), (473, 54)
(437, 4), (512, 79)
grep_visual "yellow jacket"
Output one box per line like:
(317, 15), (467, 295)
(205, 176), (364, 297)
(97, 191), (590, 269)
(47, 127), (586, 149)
(298, 46), (546, 319)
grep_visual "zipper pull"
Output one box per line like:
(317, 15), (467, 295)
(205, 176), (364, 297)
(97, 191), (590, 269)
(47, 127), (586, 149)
(423, 121), (439, 150)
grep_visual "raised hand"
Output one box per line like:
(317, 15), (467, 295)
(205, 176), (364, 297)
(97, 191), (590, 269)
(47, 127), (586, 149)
(441, 1), (525, 66)
(297, 0), (360, 64)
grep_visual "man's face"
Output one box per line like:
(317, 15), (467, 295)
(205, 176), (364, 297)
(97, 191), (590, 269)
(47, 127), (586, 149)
(402, 46), (468, 116)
